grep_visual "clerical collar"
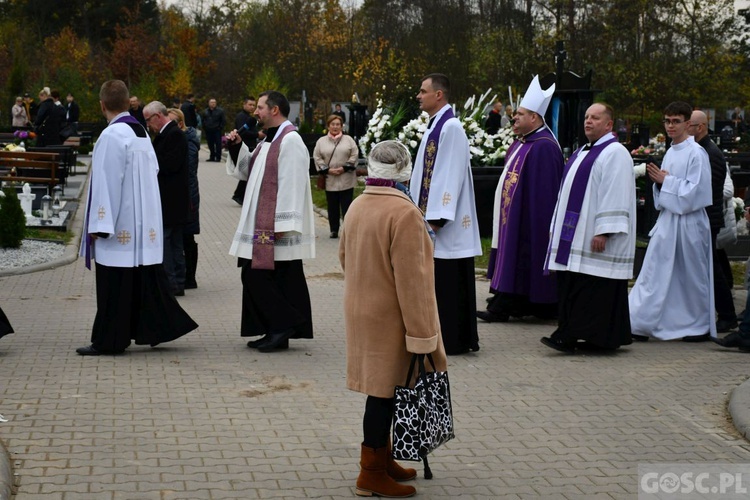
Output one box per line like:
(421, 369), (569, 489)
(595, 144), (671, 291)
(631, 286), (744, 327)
(522, 124), (545, 140)
(264, 126), (280, 141)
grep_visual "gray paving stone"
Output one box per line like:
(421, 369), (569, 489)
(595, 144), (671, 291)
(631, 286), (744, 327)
(2, 147), (750, 498)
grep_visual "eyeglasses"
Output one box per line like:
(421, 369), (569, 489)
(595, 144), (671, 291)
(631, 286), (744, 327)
(144, 114), (157, 123)
(662, 119), (686, 126)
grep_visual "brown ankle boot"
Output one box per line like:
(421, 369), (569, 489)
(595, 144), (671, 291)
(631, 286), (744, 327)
(356, 444), (416, 497)
(386, 443), (417, 481)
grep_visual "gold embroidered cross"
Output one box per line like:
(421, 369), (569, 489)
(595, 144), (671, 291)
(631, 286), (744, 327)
(98, 206), (106, 220)
(255, 231), (273, 245)
(462, 215), (471, 228)
(426, 141), (437, 157)
(149, 228), (156, 242)
(117, 230), (131, 245)
(442, 192), (452, 206)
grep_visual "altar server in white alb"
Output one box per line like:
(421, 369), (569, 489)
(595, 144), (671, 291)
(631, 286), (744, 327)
(629, 101), (716, 342)
(542, 103), (636, 352)
(77, 79), (198, 356)
(410, 73), (482, 355)
(225, 90), (315, 353)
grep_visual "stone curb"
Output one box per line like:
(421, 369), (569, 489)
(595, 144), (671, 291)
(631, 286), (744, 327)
(729, 377), (750, 440)
(0, 437), (11, 500)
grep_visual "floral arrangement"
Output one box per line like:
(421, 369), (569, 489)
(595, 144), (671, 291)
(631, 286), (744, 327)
(361, 87), (515, 166)
(631, 145), (654, 156)
(11, 130), (36, 149)
(733, 197), (745, 222)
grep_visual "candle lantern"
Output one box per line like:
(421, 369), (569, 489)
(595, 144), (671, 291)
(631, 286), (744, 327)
(52, 185), (62, 217)
(41, 194), (52, 221)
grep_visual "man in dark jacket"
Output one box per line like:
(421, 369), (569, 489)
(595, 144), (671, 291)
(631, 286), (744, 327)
(231, 97), (261, 204)
(203, 98), (226, 161)
(144, 101), (189, 296)
(690, 109), (737, 333)
(181, 94), (198, 128)
(34, 87), (64, 146)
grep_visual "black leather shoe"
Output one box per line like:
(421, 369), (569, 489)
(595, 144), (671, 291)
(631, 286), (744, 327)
(682, 333), (711, 342)
(716, 319), (739, 333)
(631, 334), (650, 342)
(540, 336), (576, 353)
(76, 345), (123, 356)
(330, 231), (338, 239)
(476, 310), (509, 323)
(712, 331), (750, 350)
(231, 196), (243, 205)
(172, 288), (185, 297)
(257, 328), (294, 352)
(184, 281), (197, 290)
(246, 335), (269, 348)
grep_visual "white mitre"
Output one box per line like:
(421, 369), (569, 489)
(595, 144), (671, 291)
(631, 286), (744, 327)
(518, 75), (555, 116)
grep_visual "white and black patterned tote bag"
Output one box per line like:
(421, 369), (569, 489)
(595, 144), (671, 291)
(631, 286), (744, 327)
(392, 354), (454, 478)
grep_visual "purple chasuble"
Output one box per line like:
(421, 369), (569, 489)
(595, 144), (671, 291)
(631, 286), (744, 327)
(418, 108), (455, 212)
(489, 127), (563, 302)
(245, 125), (296, 270)
(84, 114), (144, 270)
(553, 133), (617, 266)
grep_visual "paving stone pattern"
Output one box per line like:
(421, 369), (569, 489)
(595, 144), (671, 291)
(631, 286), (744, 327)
(1, 150), (750, 499)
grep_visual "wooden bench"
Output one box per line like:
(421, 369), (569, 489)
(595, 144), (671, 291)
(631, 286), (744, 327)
(27, 145), (76, 179)
(0, 151), (61, 195)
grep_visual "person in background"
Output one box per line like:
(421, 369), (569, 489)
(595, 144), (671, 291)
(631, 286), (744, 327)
(12, 96), (27, 130)
(65, 93), (80, 132)
(501, 104), (514, 128)
(180, 93), (198, 128)
(203, 98), (226, 162)
(485, 100), (504, 134)
(231, 97), (261, 205)
(169, 108), (201, 290)
(313, 114), (359, 238)
(129, 95), (146, 128)
(332, 103), (347, 124)
(34, 87), (64, 146)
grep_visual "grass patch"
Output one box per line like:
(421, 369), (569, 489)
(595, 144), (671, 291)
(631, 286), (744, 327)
(25, 228), (73, 244)
(310, 178), (365, 211)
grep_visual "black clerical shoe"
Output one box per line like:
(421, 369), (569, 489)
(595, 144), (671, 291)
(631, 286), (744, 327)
(76, 345), (124, 356)
(540, 336), (576, 353)
(173, 288), (185, 297)
(184, 281), (197, 290)
(231, 196), (243, 206)
(330, 231), (338, 239)
(712, 332), (750, 351)
(247, 335), (269, 348)
(716, 319), (739, 333)
(257, 328), (294, 352)
(476, 310), (509, 323)
(682, 333), (711, 343)
(631, 334), (650, 342)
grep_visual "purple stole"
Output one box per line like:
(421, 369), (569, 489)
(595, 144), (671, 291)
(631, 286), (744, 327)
(84, 114), (144, 270)
(243, 125), (296, 270)
(553, 133), (617, 265)
(418, 108), (455, 212)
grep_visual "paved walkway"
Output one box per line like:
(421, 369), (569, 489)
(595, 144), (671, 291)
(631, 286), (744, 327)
(2, 150), (750, 499)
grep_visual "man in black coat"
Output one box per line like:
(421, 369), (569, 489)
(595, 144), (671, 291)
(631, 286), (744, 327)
(690, 109), (737, 333)
(231, 97), (262, 204)
(181, 94), (198, 128)
(203, 98), (226, 161)
(34, 87), (64, 146)
(144, 101), (189, 296)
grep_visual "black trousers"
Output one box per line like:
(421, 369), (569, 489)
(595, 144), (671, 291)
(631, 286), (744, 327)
(325, 188), (354, 232)
(434, 257), (479, 354)
(91, 263), (198, 352)
(552, 271), (631, 349)
(363, 396), (394, 449)
(712, 233), (736, 322)
(239, 259), (313, 339)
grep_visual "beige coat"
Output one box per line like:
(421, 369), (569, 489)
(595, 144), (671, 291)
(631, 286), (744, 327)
(340, 186), (447, 398)
(313, 134), (359, 191)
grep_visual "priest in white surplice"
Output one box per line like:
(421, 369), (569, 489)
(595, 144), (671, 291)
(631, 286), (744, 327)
(225, 90), (315, 352)
(410, 73), (482, 355)
(542, 103), (636, 352)
(629, 101), (716, 342)
(77, 80), (197, 356)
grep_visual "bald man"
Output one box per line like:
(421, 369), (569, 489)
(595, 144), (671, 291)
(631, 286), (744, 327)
(689, 110), (737, 333)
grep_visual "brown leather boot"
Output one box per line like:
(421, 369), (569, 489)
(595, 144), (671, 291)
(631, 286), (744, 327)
(356, 444), (416, 497)
(386, 443), (417, 481)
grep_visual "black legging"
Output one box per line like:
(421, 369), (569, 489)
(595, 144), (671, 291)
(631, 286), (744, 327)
(363, 396), (394, 449)
(325, 188), (353, 232)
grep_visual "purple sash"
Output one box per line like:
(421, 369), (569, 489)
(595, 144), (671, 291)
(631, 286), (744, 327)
(245, 125), (296, 270)
(418, 108), (455, 212)
(553, 133), (617, 265)
(84, 114), (144, 270)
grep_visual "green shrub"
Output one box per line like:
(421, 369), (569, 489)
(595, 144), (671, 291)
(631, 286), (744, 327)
(0, 187), (26, 248)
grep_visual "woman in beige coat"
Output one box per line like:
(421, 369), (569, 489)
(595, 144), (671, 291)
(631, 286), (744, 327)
(339, 140), (447, 498)
(313, 114), (359, 238)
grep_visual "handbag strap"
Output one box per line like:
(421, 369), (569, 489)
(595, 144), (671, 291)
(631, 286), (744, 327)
(403, 353), (439, 386)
